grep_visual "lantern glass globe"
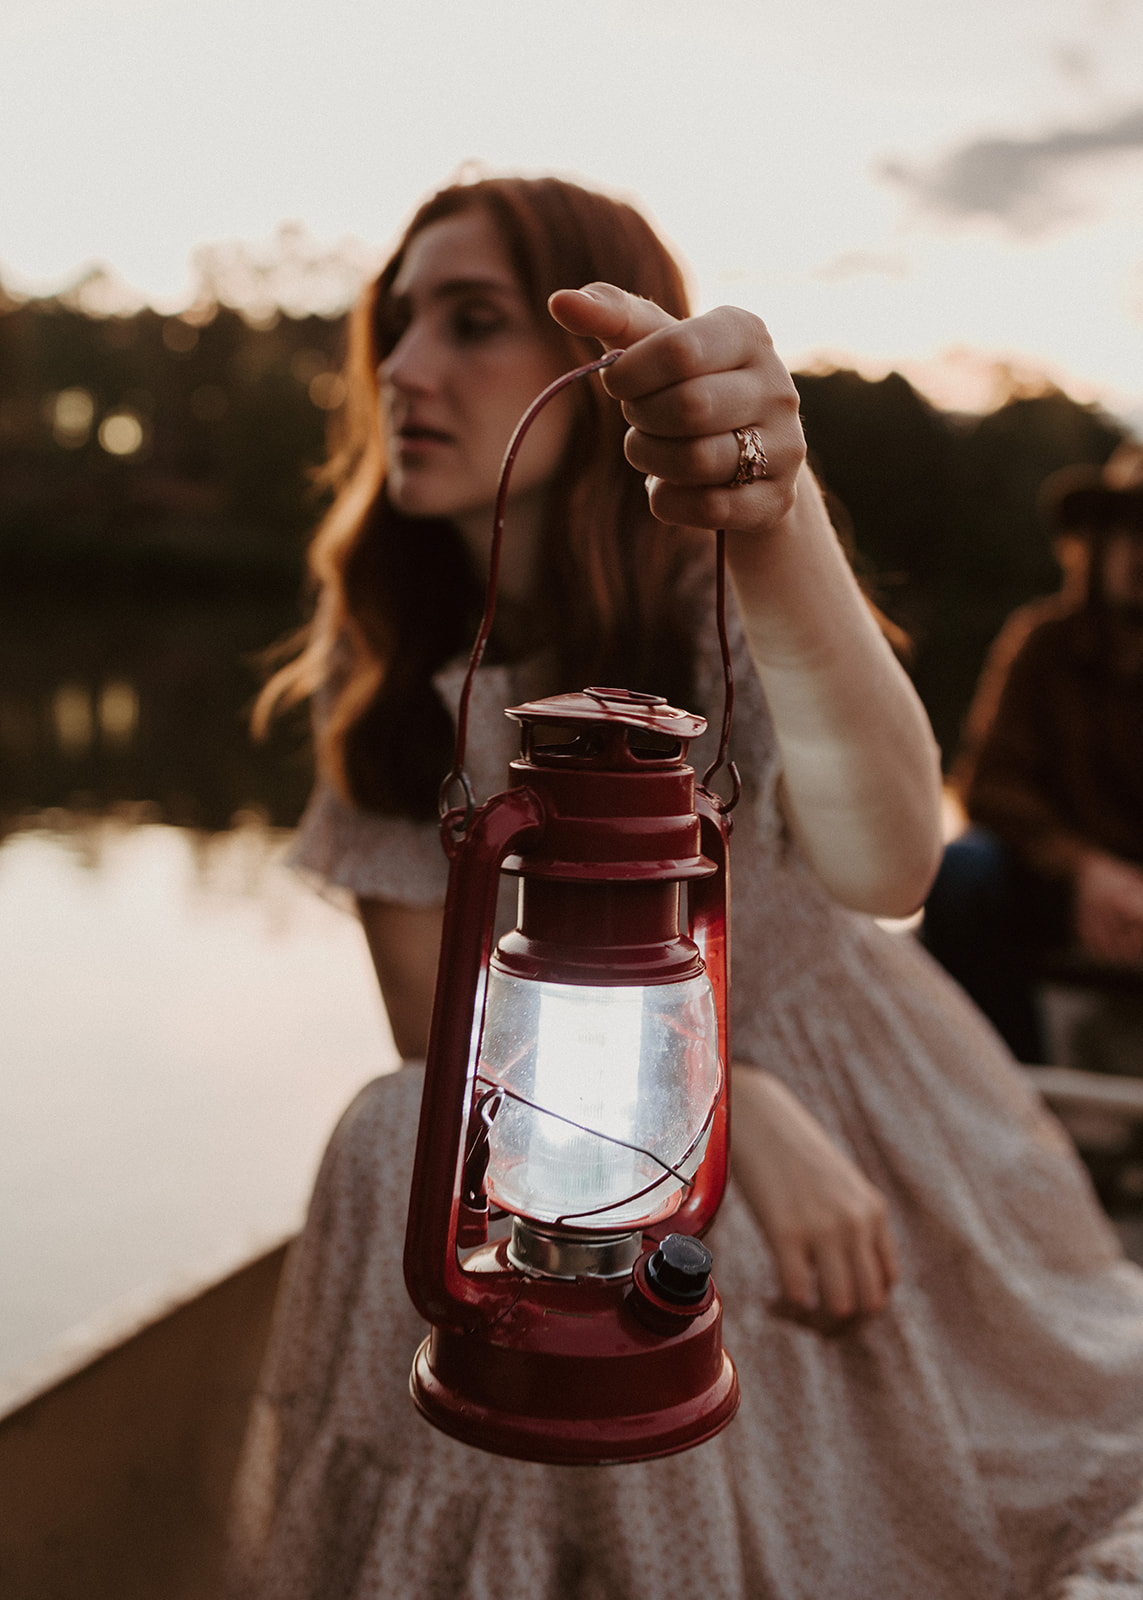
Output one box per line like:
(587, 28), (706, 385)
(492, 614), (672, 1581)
(479, 968), (720, 1231)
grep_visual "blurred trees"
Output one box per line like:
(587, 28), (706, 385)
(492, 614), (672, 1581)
(0, 288), (346, 826)
(0, 291), (343, 588)
(796, 371), (1122, 755)
(0, 283), (1127, 785)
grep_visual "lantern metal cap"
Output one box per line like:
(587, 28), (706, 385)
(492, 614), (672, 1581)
(506, 687), (707, 744)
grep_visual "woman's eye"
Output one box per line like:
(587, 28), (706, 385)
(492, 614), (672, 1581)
(451, 304), (508, 343)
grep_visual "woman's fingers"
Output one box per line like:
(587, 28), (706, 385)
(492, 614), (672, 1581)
(769, 1217), (894, 1333)
(765, 1181), (896, 1323)
(803, 1197), (892, 1320)
(642, 473), (800, 538)
(552, 286), (797, 443)
(550, 283), (807, 532)
(606, 307), (796, 435)
(619, 368), (765, 444)
(813, 1235), (859, 1320)
(876, 1201), (901, 1292)
(628, 423), (802, 498)
(730, 1065), (899, 1335)
(607, 305), (774, 405)
(548, 281), (678, 352)
(851, 1205), (895, 1315)
(769, 1231), (819, 1314)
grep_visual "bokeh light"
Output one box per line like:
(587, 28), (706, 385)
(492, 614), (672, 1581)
(161, 318), (198, 355)
(98, 681), (139, 750)
(50, 387), (94, 448)
(98, 410), (145, 456)
(52, 684), (94, 757)
(307, 371), (346, 411)
(290, 348), (327, 385)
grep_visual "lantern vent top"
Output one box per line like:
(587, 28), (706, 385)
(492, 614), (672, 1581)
(506, 687), (707, 773)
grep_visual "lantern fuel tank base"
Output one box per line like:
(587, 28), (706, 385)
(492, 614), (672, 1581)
(409, 1245), (739, 1465)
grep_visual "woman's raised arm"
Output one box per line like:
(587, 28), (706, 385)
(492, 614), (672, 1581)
(550, 284), (943, 918)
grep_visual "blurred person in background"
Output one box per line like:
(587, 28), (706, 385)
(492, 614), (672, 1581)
(231, 176), (1143, 1599)
(924, 444), (1143, 1063)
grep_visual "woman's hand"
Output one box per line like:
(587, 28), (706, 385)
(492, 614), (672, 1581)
(551, 282), (943, 921)
(549, 283), (805, 534)
(731, 1064), (899, 1332)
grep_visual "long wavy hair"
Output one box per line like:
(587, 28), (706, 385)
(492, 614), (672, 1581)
(256, 175), (705, 817)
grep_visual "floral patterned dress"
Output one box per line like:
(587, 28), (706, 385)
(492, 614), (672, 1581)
(228, 601), (1143, 1599)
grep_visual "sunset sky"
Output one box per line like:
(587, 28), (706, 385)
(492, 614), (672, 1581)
(4, 0), (1143, 425)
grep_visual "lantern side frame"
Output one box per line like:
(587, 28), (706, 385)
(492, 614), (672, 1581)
(649, 789), (732, 1240)
(404, 785), (545, 1332)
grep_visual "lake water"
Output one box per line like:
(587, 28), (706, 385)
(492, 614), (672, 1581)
(0, 816), (398, 1415)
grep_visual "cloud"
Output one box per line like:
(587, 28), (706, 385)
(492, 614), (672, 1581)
(812, 249), (911, 283)
(1050, 42), (1098, 89)
(880, 106), (1143, 231)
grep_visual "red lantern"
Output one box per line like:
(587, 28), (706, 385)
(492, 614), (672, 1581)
(402, 357), (740, 1465)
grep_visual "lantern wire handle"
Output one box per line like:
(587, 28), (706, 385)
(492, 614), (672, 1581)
(438, 346), (741, 829)
(438, 349), (625, 835)
(699, 527), (741, 814)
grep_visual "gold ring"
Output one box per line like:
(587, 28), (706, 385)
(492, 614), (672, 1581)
(730, 426), (768, 487)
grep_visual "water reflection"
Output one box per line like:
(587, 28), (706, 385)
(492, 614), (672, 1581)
(0, 583), (375, 1403)
(42, 680), (141, 760)
(98, 680), (139, 748)
(0, 815), (396, 1411)
(0, 588), (311, 834)
(50, 682), (95, 756)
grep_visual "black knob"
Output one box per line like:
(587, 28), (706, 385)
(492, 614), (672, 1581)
(645, 1233), (713, 1305)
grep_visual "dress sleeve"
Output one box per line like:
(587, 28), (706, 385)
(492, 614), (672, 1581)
(287, 778), (450, 907)
(286, 658), (522, 909)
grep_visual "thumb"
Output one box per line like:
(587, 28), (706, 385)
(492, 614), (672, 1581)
(548, 281), (679, 353)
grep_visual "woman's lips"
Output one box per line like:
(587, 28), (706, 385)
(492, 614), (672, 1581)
(398, 424), (454, 448)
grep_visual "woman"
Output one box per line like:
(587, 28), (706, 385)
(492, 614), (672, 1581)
(232, 176), (1143, 1598)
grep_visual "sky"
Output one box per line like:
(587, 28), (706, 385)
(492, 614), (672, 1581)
(3, 0), (1143, 426)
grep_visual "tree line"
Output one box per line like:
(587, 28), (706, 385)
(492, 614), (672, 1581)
(0, 289), (1125, 763)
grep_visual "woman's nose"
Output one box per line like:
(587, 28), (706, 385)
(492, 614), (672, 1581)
(381, 321), (439, 396)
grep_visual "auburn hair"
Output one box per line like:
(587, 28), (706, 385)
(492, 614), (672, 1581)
(256, 175), (706, 818)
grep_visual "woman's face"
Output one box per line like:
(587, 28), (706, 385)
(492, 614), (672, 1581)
(377, 207), (574, 560)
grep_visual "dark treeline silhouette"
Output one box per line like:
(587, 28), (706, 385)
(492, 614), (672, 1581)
(0, 290), (345, 828)
(0, 289), (342, 588)
(795, 370), (1123, 753)
(0, 287), (1125, 827)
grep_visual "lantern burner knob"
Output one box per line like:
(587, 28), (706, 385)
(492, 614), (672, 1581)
(645, 1234), (714, 1305)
